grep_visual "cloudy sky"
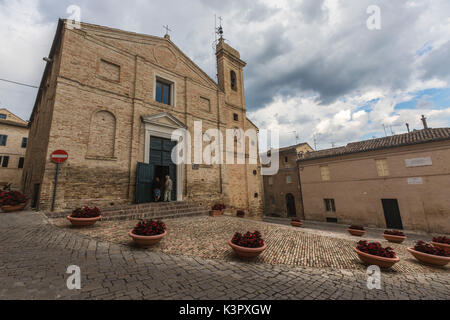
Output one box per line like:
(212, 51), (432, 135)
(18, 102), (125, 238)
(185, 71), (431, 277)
(1, 0), (450, 150)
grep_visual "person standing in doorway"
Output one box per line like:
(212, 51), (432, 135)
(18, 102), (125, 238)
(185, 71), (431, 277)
(152, 177), (161, 202)
(164, 175), (173, 202)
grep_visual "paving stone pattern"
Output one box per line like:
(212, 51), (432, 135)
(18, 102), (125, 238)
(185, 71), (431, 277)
(1, 211), (449, 300)
(52, 215), (449, 274)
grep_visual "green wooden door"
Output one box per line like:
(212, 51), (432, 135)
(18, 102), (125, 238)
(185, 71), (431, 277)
(135, 162), (154, 204)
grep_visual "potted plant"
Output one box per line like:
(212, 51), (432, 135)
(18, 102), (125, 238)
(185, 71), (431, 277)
(0, 191), (28, 212)
(210, 204), (226, 217)
(407, 241), (450, 267)
(431, 236), (450, 251)
(383, 230), (407, 244)
(348, 225), (366, 237)
(229, 231), (266, 258)
(129, 219), (167, 247)
(67, 206), (102, 227)
(290, 218), (303, 227)
(354, 240), (400, 269)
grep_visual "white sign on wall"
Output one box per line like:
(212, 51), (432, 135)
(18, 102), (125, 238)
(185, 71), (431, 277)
(405, 157), (432, 167)
(408, 177), (424, 185)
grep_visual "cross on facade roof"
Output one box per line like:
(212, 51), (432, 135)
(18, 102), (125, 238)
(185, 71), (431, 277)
(163, 25), (172, 36)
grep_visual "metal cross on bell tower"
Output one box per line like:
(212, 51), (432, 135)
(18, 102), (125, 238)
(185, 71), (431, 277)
(216, 16), (224, 40)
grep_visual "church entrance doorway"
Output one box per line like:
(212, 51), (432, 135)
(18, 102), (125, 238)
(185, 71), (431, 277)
(149, 137), (177, 202)
(135, 136), (177, 204)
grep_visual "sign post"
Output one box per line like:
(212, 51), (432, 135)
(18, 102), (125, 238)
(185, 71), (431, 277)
(50, 150), (68, 212)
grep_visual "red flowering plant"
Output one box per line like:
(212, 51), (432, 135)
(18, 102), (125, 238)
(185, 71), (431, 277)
(70, 206), (101, 218)
(132, 219), (166, 236)
(232, 231), (264, 248)
(356, 240), (397, 258)
(349, 225), (365, 231)
(212, 204), (226, 211)
(432, 236), (450, 245)
(0, 191), (27, 206)
(384, 230), (405, 236)
(414, 241), (450, 257)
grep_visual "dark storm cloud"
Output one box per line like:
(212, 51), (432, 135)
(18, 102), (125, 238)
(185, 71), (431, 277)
(243, 1), (424, 110)
(2, 0), (450, 130)
(421, 41), (450, 82)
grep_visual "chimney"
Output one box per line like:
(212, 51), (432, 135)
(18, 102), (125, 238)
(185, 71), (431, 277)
(421, 115), (429, 130)
(406, 123), (410, 133)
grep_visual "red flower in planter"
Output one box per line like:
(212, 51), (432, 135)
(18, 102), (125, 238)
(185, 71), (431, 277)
(432, 236), (450, 245)
(70, 206), (101, 218)
(0, 191), (27, 206)
(212, 204), (226, 211)
(357, 240), (396, 258)
(384, 230), (405, 236)
(414, 241), (450, 257)
(132, 219), (166, 236)
(232, 231), (264, 248)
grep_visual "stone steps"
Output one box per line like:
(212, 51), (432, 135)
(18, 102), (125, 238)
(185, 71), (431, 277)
(45, 201), (210, 221)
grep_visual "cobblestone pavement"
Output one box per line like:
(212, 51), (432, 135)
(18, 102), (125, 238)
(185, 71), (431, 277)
(1, 211), (449, 300)
(52, 216), (449, 274)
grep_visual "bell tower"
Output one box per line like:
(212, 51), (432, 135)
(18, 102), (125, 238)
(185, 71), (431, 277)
(216, 37), (247, 110)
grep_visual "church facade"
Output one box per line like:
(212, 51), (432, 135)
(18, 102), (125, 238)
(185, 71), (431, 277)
(22, 19), (263, 215)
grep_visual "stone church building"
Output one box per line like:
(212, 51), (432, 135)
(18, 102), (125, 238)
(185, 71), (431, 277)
(22, 19), (263, 215)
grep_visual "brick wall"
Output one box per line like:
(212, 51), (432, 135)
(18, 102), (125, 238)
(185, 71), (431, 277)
(25, 20), (263, 216)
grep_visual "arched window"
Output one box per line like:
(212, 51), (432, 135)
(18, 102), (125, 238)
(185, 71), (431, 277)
(87, 110), (116, 158)
(230, 70), (237, 91)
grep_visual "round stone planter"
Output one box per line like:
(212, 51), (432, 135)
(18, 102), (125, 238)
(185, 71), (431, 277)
(1, 202), (27, 213)
(228, 240), (266, 258)
(431, 241), (450, 251)
(290, 221), (303, 227)
(210, 210), (224, 217)
(383, 234), (407, 244)
(407, 248), (450, 267)
(129, 230), (167, 248)
(67, 215), (102, 227)
(354, 247), (400, 269)
(348, 228), (366, 237)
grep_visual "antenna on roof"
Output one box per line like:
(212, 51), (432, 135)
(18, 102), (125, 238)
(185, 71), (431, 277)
(382, 124), (387, 137)
(289, 131), (299, 145)
(313, 134), (319, 151)
(389, 125), (395, 135)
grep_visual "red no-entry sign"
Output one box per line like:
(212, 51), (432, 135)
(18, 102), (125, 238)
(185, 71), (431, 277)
(50, 150), (68, 212)
(51, 150), (68, 164)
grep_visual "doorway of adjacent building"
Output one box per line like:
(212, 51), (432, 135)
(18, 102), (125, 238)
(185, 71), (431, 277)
(382, 199), (403, 229)
(31, 183), (40, 208)
(286, 193), (297, 217)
